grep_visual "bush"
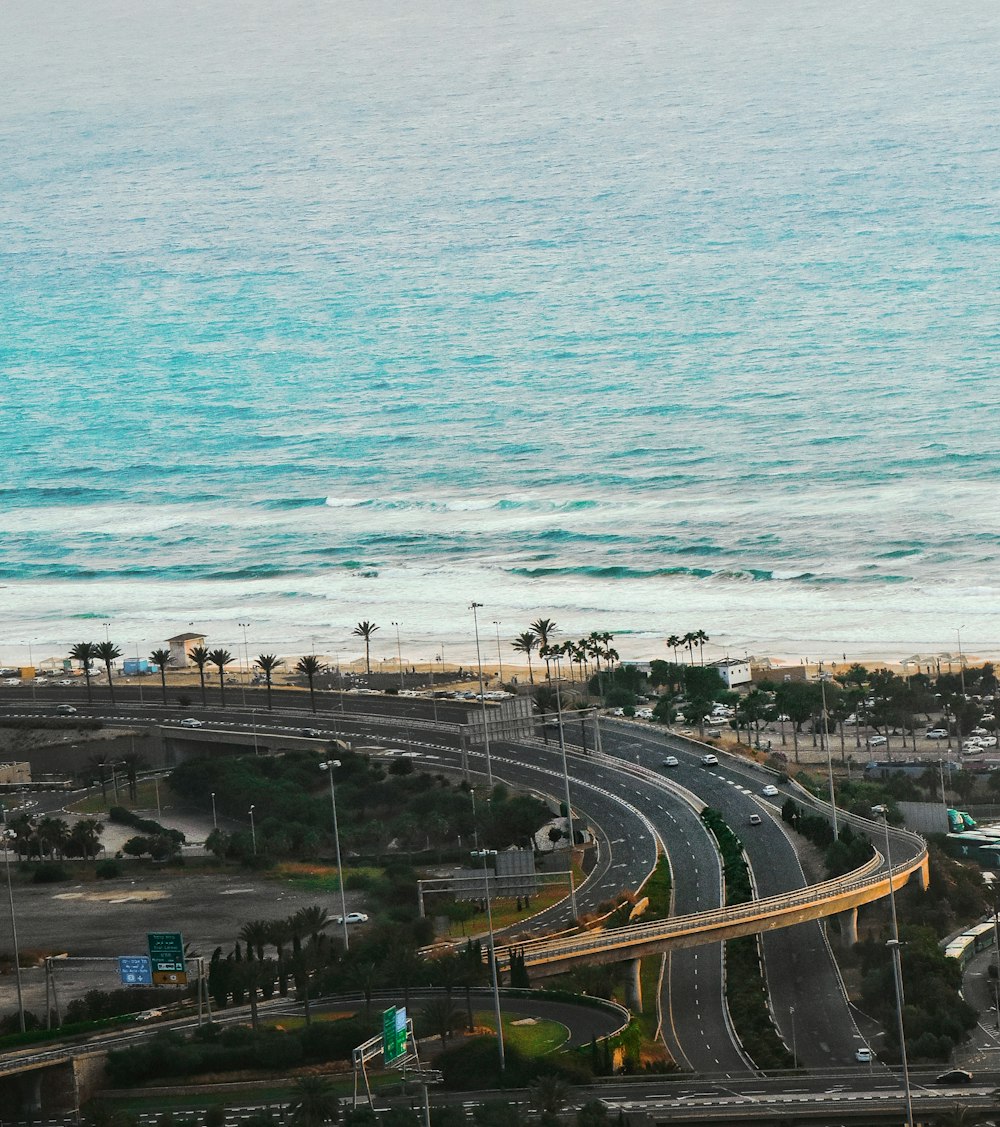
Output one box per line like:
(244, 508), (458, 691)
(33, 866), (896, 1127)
(96, 859), (123, 879)
(32, 862), (69, 884)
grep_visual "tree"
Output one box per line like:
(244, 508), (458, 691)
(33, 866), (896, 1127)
(531, 1075), (572, 1118)
(69, 642), (99, 704)
(94, 641), (124, 706)
(149, 648), (172, 704)
(36, 816), (70, 859)
(296, 655), (326, 713)
(530, 618), (558, 680)
(776, 681), (820, 763)
(511, 632), (538, 684)
(666, 635), (682, 664)
(255, 654), (283, 711)
(68, 818), (104, 860)
(419, 995), (463, 1050)
(352, 621), (380, 676)
(190, 645), (211, 707)
(288, 1077), (339, 1127)
(208, 649), (234, 706)
(693, 629), (710, 665)
(681, 631), (697, 663)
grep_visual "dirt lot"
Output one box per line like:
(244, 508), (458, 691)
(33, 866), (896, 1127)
(0, 870), (371, 1021)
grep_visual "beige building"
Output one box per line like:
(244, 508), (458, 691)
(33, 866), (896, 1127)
(166, 632), (207, 668)
(0, 762), (31, 786)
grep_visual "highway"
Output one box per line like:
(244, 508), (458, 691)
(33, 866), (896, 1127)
(1, 695), (918, 1081)
(598, 720), (867, 1069)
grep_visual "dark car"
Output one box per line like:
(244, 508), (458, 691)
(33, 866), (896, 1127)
(935, 1069), (973, 1084)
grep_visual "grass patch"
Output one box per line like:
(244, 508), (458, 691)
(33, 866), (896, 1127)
(473, 1011), (568, 1055)
(275, 861), (381, 892)
(70, 779), (170, 815)
(641, 856), (672, 919)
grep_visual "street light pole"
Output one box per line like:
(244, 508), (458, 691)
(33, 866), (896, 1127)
(873, 805), (913, 1127)
(552, 657), (579, 920)
(321, 760), (351, 950)
(819, 663), (838, 838)
(1, 824), (25, 1032)
(493, 620), (503, 685)
(470, 602), (494, 788)
(789, 1005), (797, 1069)
(957, 626), (968, 698)
(239, 623), (251, 707)
(471, 790), (505, 1071)
(249, 805), (256, 855)
(392, 621), (404, 690)
(211, 791), (217, 830)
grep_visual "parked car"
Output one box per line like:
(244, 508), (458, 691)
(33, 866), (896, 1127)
(335, 912), (369, 925)
(926, 729), (949, 739)
(179, 717), (204, 728)
(700, 754), (718, 766)
(868, 735), (887, 747)
(661, 756), (679, 768)
(762, 784), (780, 797)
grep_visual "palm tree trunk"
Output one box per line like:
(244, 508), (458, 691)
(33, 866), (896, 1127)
(265, 674), (272, 710)
(84, 666), (93, 704)
(308, 676), (316, 713)
(159, 668), (168, 704)
(219, 669), (226, 706)
(792, 726), (800, 764)
(106, 663), (116, 706)
(199, 669), (207, 706)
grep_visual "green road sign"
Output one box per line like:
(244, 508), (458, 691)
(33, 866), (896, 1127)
(382, 1005), (407, 1063)
(147, 931), (188, 985)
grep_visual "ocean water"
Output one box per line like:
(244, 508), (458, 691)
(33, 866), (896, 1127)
(1, 0), (998, 666)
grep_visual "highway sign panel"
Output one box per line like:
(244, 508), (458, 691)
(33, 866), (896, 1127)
(118, 956), (153, 986)
(382, 1005), (407, 1064)
(147, 931), (188, 986)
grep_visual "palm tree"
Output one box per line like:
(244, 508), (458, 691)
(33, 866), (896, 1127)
(68, 818), (104, 860)
(530, 618), (558, 680)
(189, 645), (211, 707)
(351, 621), (380, 676)
(682, 631), (697, 664)
(295, 655), (325, 713)
(239, 920), (270, 962)
(208, 648), (233, 706)
(419, 996), (462, 1050)
(666, 635), (682, 664)
(292, 904), (330, 947)
(511, 632), (538, 685)
(265, 916), (294, 996)
(693, 629), (710, 665)
(93, 641), (123, 706)
(69, 642), (99, 704)
(149, 648), (172, 704)
(254, 654), (283, 711)
(287, 1076), (339, 1127)
(36, 816), (70, 859)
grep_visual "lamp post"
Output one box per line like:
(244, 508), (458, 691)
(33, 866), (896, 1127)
(872, 805), (913, 1127)
(493, 620), (503, 685)
(239, 622), (251, 707)
(1, 821), (25, 1032)
(249, 805), (256, 855)
(552, 656), (579, 920)
(320, 760), (351, 950)
(990, 885), (1000, 1030)
(102, 621), (111, 643)
(470, 602), (494, 788)
(957, 626), (967, 698)
(392, 621), (404, 690)
(789, 1005), (797, 1069)
(819, 663), (838, 837)
(26, 640), (36, 703)
(211, 791), (217, 830)
(470, 790), (505, 1071)
(251, 709), (259, 755)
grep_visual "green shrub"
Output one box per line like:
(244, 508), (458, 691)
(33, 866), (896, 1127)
(32, 862), (69, 883)
(95, 859), (123, 879)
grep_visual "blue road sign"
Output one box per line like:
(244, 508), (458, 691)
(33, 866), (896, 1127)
(119, 956), (153, 986)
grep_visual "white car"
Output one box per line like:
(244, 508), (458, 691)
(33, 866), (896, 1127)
(926, 729), (949, 740)
(56, 704), (78, 715)
(179, 717), (204, 728)
(762, 784), (780, 797)
(868, 735), (887, 747)
(335, 912), (369, 925)
(855, 1047), (872, 1063)
(700, 754), (718, 766)
(661, 756), (679, 768)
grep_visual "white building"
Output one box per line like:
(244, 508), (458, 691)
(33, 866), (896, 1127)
(713, 658), (752, 689)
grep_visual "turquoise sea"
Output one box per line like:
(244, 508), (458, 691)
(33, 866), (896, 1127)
(1, 0), (998, 665)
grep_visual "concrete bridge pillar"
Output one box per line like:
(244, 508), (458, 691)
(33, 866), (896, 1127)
(18, 1071), (42, 1115)
(625, 958), (643, 1014)
(837, 906), (859, 947)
